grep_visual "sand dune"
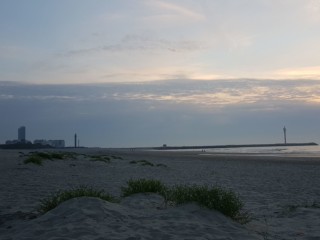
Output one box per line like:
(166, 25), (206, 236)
(2, 195), (261, 240)
(1, 149), (320, 239)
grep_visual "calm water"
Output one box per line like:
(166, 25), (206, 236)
(202, 145), (320, 156)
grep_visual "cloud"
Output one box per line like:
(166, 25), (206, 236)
(64, 34), (207, 57)
(304, 0), (320, 23)
(1, 79), (320, 146)
(102, 79), (317, 108)
(106, 80), (320, 110)
(274, 66), (320, 79)
(145, 0), (205, 22)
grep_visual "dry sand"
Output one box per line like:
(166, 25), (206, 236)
(0, 148), (320, 239)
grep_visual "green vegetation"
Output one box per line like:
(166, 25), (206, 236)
(33, 152), (53, 159)
(121, 178), (248, 223)
(156, 163), (168, 168)
(24, 156), (43, 165)
(90, 155), (111, 163)
(37, 178), (249, 223)
(167, 185), (246, 222)
(122, 178), (167, 197)
(129, 160), (167, 168)
(88, 154), (123, 163)
(23, 151), (77, 165)
(38, 186), (117, 214)
(140, 160), (154, 166)
(23, 152), (123, 166)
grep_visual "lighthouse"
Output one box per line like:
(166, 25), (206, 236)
(74, 133), (77, 148)
(283, 126), (287, 144)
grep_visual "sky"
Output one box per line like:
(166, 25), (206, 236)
(0, 1), (320, 147)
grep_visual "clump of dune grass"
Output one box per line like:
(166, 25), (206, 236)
(23, 151), (77, 166)
(156, 163), (168, 168)
(140, 160), (154, 166)
(30, 151), (51, 159)
(130, 160), (154, 166)
(121, 178), (249, 223)
(50, 152), (64, 159)
(90, 155), (111, 163)
(129, 160), (167, 167)
(111, 155), (123, 160)
(167, 185), (247, 222)
(38, 186), (117, 214)
(121, 178), (167, 197)
(24, 156), (43, 165)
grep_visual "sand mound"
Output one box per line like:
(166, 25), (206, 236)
(2, 195), (261, 240)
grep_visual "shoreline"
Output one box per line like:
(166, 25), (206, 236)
(152, 142), (318, 150)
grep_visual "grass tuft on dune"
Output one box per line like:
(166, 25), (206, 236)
(23, 151), (77, 165)
(122, 178), (167, 197)
(38, 179), (249, 223)
(24, 156), (43, 165)
(121, 178), (249, 223)
(38, 186), (117, 214)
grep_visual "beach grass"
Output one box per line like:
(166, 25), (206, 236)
(24, 156), (43, 165)
(23, 151), (77, 165)
(121, 178), (167, 197)
(31, 151), (69, 160)
(130, 160), (167, 167)
(156, 163), (168, 168)
(168, 185), (246, 221)
(38, 178), (249, 223)
(33, 152), (52, 159)
(121, 178), (248, 222)
(90, 155), (111, 163)
(89, 155), (123, 162)
(38, 186), (117, 214)
(130, 160), (154, 166)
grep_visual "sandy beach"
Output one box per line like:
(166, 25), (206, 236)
(1, 148), (320, 240)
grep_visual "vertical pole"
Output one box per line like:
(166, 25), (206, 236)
(74, 134), (77, 148)
(283, 126), (287, 144)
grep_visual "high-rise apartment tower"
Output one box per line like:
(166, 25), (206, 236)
(18, 126), (26, 142)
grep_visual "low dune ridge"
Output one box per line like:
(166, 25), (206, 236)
(2, 196), (260, 240)
(1, 149), (320, 239)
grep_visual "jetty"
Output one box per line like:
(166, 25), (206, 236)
(153, 142), (318, 150)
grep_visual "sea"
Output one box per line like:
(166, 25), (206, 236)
(165, 145), (320, 157)
(199, 145), (320, 157)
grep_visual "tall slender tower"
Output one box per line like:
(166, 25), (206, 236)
(74, 134), (77, 148)
(283, 126), (287, 144)
(18, 126), (26, 142)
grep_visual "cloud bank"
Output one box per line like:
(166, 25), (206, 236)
(1, 79), (319, 147)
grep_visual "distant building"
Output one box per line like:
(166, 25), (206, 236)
(33, 139), (65, 148)
(5, 140), (20, 145)
(48, 140), (65, 148)
(18, 126), (26, 142)
(33, 139), (49, 145)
